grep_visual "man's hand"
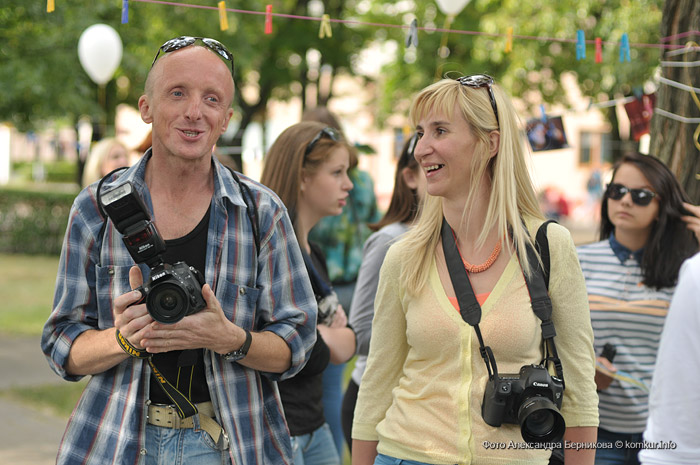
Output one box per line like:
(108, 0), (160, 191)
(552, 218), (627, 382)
(113, 266), (153, 350)
(140, 282), (241, 354)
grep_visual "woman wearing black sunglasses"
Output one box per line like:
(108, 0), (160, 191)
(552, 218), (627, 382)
(261, 121), (357, 465)
(576, 152), (699, 465)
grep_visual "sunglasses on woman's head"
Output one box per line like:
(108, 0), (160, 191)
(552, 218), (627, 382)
(151, 36), (235, 75)
(305, 127), (341, 156)
(605, 183), (657, 206)
(457, 74), (499, 127)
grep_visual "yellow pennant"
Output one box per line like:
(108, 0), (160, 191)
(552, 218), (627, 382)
(47, 0), (55, 12)
(218, 1), (229, 31)
(505, 27), (513, 53)
(319, 14), (332, 39)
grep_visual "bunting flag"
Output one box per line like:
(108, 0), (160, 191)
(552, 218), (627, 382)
(121, 0), (129, 24)
(505, 26), (513, 53)
(319, 14), (332, 39)
(265, 5), (273, 35)
(218, 1), (228, 31)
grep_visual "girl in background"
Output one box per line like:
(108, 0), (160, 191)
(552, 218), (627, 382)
(261, 121), (357, 465)
(577, 152), (699, 465)
(81, 138), (130, 186)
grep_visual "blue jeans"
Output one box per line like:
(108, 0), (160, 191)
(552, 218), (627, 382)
(144, 421), (230, 465)
(291, 423), (340, 465)
(595, 428), (642, 465)
(322, 361), (346, 457)
(374, 453), (435, 465)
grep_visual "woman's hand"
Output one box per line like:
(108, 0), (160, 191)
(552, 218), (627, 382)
(594, 356), (617, 390)
(681, 202), (700, 247)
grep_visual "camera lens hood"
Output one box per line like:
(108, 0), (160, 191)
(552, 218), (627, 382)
(518, 396), (566, 445)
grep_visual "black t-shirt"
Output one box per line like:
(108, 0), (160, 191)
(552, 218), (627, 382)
(149, 205), (211, 405)
(277, 241), (331, 436)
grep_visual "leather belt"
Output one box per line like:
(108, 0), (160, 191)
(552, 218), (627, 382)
(147, 402), (229, 450)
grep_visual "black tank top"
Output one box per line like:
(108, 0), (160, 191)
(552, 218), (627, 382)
(149, 205), (211, 404)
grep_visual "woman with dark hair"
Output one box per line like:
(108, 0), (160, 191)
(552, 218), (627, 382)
(340, 134), (426, 451)
(261, 121), (357, 465)
(576, 152), (699, 465)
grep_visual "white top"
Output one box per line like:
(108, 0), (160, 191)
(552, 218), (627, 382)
(639, 252), (700, 465)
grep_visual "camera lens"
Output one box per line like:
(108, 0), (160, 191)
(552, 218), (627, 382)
(147, 282), (188, 324)
(518, 396), (565, 444)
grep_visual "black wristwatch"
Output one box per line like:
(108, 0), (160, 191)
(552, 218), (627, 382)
(222, 329), (252, 362)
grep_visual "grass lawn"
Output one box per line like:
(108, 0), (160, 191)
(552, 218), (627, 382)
(0, 253), (60, 336)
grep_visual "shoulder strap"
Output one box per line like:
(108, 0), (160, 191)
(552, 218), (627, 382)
(535, 219), (557, 289)
(224, 166), (260, 257)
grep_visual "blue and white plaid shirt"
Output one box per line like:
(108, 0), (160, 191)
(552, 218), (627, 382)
(41, 152), (317, 465)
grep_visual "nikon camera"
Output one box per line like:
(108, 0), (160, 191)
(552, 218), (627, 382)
(482, 364), (566, 445)
(100, 181), (206, 324)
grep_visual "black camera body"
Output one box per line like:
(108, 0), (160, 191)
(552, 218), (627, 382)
(135, 262), (207, 324)
(101, 181), (206, 324)
(482, 364), (565, 444)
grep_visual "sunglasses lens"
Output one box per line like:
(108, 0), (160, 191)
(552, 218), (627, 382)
(632, 190), (654, 206)
(162, 36), (196, 53)
(606, 184), (625, 200)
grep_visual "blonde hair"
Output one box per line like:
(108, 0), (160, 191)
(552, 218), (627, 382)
(400, 78), (544, 294)
(260, 121), (356, 227)
(82, 138), (129, 186)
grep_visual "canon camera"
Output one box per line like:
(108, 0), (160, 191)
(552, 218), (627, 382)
(100, 181), (206, 324)
(482, 364), (566, 445)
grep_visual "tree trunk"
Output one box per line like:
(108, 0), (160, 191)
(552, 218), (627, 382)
(648, 0), (700, 203)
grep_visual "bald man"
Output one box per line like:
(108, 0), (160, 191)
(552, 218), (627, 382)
(42, 37), (316, 465)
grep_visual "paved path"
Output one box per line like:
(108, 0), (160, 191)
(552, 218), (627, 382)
(0, 334), (68, 465)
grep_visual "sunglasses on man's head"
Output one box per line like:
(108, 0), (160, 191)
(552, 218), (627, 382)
(605, 183), (657, 206)
(457, 74), (500, 127)
(151, 36), (235, 75)
(305, 127), (342, 156)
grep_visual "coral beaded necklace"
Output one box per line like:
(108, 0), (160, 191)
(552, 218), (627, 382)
(451, 229), (502, 273)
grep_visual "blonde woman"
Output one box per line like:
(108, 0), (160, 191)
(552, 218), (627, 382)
(81, 138), (130, 186)
(261, 121), (357, 465)
(352, 77), (599, 465)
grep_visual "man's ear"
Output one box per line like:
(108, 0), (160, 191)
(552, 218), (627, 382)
(221, 108), (234, 133)
(488, 130), (500, 158)
(138, 95), (153, 124)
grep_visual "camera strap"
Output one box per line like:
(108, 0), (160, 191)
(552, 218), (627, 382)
(116, 329), (199, 419)
(441, 218), (564, 385)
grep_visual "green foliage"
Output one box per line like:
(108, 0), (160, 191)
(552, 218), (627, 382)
(0, 0), (375, 135)
(358, 0), (664, 124)
(0, 187), (76, 255)
(12, 161), (78, 184)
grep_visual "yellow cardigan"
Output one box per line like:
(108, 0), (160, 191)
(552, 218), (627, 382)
(352, 221), (598, 465)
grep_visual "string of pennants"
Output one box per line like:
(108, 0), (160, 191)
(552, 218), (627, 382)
(47, 0), (695, 63)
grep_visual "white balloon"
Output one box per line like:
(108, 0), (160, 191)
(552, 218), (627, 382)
(435, 0), (471, 16)
(78, 24), (123, 85)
